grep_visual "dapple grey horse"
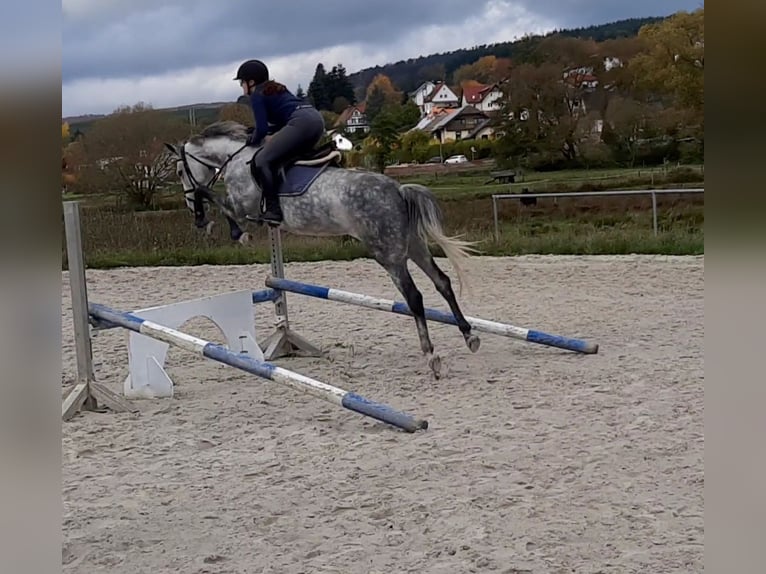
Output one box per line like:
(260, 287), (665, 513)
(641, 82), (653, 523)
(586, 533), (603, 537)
(165, 120), (480, 378)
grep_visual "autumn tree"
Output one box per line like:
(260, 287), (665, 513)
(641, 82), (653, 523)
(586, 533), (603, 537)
(452, 56), (512, 85)
(218, 101), (254, 127)
(73, 103), (190, 208)
(62, 122), (71, 147)
(497, 63), (581, 167)
(363, 74), (403, 122)
(629, 9), (704, 112)
(530, 35), (600, 69)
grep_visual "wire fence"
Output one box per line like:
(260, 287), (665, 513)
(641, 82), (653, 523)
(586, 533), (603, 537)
(491, 188), (705, 242)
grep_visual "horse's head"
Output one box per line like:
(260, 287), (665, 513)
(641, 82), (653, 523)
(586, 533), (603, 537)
(164, 121), (250, 228)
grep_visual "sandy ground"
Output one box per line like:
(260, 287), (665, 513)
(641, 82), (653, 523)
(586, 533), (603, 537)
(61, 255), (704, 574)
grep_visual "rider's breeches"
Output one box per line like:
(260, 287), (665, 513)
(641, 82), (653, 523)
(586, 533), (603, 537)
(250, 106), (325, 196)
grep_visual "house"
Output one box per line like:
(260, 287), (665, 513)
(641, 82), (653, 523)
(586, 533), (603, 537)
(563, 67), (599, 91)
(603, 57), (622, 71)
(410, 107), (452, 132)
(415, 105), (493, 143)
(460, 82), (504, 113)
(409, 81), (437, 109)
(335, 103), (369, 135)
(410, 81), (460, 116)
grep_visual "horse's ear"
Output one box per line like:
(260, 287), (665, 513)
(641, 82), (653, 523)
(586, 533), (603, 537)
(164, 142), (180, 157)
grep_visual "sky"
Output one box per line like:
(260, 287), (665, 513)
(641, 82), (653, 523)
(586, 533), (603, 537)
(61, 0), (703, 118)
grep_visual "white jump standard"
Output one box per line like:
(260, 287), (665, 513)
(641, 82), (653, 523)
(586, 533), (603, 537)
(62, 200), (428, 433)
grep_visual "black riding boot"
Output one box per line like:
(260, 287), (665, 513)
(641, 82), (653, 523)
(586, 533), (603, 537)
(252, 161), (283, 225)
(262, 189), (283, 224)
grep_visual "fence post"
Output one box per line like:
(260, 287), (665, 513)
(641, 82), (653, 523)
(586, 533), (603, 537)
(651, 191), (658, 236)
(492, 195), (500, 243)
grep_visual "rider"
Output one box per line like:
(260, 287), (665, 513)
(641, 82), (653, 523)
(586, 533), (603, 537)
(235, 59), (325, 224)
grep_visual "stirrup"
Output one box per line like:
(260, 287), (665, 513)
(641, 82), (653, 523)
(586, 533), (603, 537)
(245, 212), (282, 227)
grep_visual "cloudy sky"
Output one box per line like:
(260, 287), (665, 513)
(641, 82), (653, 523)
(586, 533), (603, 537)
(62, 0), (702, 117)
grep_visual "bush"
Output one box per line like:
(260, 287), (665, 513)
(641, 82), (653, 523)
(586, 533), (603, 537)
(578, 142), (616, 169)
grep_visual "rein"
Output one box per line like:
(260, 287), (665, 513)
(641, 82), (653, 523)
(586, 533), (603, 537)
(179, 142), (249, 228)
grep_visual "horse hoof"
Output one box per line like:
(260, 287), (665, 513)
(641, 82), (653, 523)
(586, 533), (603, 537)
(428, 354), (442, 379)
(205, 221), (215, 235)
(238, 232), (251, 245)
(466, 334), (481, 353)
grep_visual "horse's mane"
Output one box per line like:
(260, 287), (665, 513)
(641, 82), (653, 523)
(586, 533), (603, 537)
(189, 120), (249, 145)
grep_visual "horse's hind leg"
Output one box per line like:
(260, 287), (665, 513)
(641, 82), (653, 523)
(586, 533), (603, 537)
(379, 260), (442, 379)
(409, 241), (480, 353)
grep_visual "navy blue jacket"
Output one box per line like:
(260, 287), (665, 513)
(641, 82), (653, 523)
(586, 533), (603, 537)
(248, 84), (305, 146)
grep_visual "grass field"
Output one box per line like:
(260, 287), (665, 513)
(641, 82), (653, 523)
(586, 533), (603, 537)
(62, 164), (704, 269)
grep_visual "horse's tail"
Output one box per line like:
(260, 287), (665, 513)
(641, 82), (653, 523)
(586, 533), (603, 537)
(399, 183), (480, 296)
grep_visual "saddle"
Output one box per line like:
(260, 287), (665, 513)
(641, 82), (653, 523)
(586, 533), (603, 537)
(286, 141), (343, 168)
(246, 136), (344, 195)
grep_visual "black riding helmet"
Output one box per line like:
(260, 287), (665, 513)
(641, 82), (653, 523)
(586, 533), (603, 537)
(234, 59), (269, 84)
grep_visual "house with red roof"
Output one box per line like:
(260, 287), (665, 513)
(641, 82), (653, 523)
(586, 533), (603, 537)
(459, 82), (504, 113)
(334, 102), (370, 135)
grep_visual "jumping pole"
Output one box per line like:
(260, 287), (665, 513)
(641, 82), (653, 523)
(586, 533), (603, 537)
(264, 277), (599, 354)
(89, 302), (428, 432)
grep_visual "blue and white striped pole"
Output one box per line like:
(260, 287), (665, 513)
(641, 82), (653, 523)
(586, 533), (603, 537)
(88, 302), (428, 433)
(264, 277), (599, 355)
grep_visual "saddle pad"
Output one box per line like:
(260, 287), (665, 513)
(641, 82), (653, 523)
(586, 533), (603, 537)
(278, 163), (334, 197)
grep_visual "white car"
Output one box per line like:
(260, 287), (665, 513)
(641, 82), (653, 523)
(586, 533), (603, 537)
(444, 154), (468, 164)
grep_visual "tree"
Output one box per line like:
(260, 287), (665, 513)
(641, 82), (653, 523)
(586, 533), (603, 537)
(530, 35), (599, 69)
(326, 64), (356, 106)
(365, 74), (402, 103)
(74, 103), (190, 208)
(497, 63), (579, 167)
(365, 112), (400, 172)
(365, 85), (388, 123)
(602, 96), (652, 166)
(399, 130), (432, 163)
(62, 122), (70, 147)
(295, 84), (306, 100)
(452, 56), (511, 85)
(218, 102), (254, 127)
(416, 63), (446, 84)
(629, 9), (704, 112)
(307, 62), (357, 111)
(307, 63), (332, 110)
(330, 96), (348, 114)
(366, 100), (422, 170)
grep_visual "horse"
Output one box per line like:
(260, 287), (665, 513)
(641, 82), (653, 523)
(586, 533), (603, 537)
(164, 120), (481, 378)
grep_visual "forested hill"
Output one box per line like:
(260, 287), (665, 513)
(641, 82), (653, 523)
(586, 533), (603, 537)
(346, 16), (665, 96)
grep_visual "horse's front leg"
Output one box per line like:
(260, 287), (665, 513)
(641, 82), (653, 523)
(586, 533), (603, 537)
(225, 216), (250, 244)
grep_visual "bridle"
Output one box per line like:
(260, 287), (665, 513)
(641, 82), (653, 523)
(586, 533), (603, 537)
(178, 142), (248, 228)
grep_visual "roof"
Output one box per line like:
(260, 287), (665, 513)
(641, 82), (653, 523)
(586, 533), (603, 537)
(461, 83), (499, 104)
(414, 105), (489, 133)
(423, 82), (458, 103)
(410, 108), (452, 132)
(408, 81), (436, 96)
(465, 118), (493, 139)
(334, 103), (367, 126)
